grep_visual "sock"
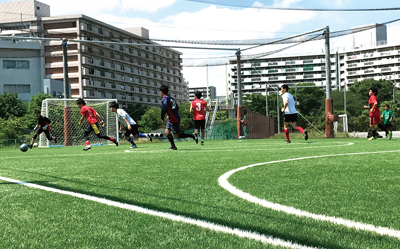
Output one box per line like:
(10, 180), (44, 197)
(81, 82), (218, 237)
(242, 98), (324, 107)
(179, 133), (194, 139)
(128, 137), (136, 146)
(372, 130), (377, 138)
(284, 129), (290, 141)
(110, 137), (115, 142)
(139, 133), (147, 138)
(296, 126), (304, 133)
(86, 140), (90, 146)
(167, 134), (175, 148)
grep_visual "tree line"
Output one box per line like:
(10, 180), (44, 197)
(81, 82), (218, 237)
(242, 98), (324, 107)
(2, 78), (395, 141)
(242, 79), (400, 133)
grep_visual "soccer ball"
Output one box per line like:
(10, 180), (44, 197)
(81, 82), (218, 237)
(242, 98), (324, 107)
(20, 143), (28, 152)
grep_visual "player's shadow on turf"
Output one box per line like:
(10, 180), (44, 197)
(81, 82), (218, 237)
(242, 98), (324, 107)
(0, 181), (49, 185)
(9, 178), (372, 249)
(5, 170), (385, 249)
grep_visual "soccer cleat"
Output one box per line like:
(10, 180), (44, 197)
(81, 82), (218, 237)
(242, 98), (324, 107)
(193, 133), (198, 144)
(130, 145), (137, 148)
(304, 130), (308, 141)
(112, 138), (119, 146)
(53, 137), (57, 143)
(368, 137), (377, 141)
(285, 140), (291, 144)
(389, 131), (392, 140)
(201, 140), (204, 146)
(28, 144), (33, 149)
(83, 145), (91, 151)
(146, 134), (152, 142)
(168, 146), (177, 150)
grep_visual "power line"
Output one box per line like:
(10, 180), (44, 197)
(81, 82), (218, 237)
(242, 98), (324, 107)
(186, 0), (400, 12)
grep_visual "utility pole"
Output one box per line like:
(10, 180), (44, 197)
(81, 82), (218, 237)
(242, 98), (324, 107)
(236, 49), (244, 138)
(277, 91), (280, 134)
(62, 39), (70, 98)
(265, 84), (268, 117)
(62, 39), (72, 146)
(324, 26), (338, 138)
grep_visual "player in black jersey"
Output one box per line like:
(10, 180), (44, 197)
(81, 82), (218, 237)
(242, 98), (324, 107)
(28, 110), (57, 148)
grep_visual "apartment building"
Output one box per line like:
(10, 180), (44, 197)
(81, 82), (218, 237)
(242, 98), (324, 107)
(229, 54), (342, 97)
(189, 86), (216, 100)
(0, 0), (188, 107)
(228, 24), (399, 97)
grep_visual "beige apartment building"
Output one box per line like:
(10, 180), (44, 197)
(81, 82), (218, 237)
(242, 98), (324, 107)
(0, 0), (188, 107)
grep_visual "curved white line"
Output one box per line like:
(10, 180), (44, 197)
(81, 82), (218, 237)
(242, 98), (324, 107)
(218, 150), (400, 239)
(0, 175), (321, 249)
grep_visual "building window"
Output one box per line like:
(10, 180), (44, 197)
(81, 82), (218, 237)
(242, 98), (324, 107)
(100, 70), (105, 77)
(100, 81), (105, 87)
(4, 84), (30, 93)
(98, 28), (103, 35)
(111, 83), (116, 89)
(3, 60), (30, 69)
(100, 60), (105, 66)
(88, 68), (94, 75)
(86, 23), (92, 31)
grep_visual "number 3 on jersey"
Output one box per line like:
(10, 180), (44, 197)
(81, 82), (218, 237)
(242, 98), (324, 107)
(196, 103), (202, 111)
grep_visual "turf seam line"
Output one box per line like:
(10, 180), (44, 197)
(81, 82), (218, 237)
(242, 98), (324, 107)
(219, 150), (400, 240)
(0, 175), (321, 249)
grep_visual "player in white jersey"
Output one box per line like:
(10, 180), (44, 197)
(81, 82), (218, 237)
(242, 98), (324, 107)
(280, 84), (308, 143)
(110, 102), (152, 148)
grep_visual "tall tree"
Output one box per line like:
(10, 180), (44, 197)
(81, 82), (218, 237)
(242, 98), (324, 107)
(288, 83), (325, 116)
(0, 92), (27, 119)
(137, 108), (162, 133)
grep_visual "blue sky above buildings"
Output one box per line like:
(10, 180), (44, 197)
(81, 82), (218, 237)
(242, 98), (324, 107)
(2, 0), (400, 94)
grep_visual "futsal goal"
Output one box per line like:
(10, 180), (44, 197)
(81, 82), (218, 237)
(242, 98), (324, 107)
(38, 99), (118, 148)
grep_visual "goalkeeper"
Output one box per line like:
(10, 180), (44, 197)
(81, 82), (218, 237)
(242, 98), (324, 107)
(28, 110), (57, 149)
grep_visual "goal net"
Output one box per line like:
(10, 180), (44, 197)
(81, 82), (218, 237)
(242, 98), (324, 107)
(333, 114), (348, 134)
(38, 99), (118, 148)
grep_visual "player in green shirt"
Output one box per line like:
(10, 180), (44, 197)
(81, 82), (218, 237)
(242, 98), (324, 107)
(380, 104), (393, 140)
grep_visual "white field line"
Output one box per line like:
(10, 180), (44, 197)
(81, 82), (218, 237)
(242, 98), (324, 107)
(0, 142), (354, 159)
(218, 150), (400, 239)
(0, 176), (321, 249)
(123, 142), (354, 153)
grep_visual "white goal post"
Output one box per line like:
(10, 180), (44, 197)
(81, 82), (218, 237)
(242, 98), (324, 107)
(38, 99), (119, 148)
(333, 114), (348, 134)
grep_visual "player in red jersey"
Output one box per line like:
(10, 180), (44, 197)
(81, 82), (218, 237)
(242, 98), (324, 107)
(190, 91), (209, 145)
(364, 86), (381, 141)
(76, 98), (118, 150)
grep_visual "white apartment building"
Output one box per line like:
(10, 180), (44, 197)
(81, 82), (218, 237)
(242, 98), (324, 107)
(189, 86), (216, 100)
(0, 0), (188, 106)
(228, 24), (399, 97)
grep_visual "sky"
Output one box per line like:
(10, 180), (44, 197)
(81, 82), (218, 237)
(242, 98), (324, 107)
(3, 0), (400, 95)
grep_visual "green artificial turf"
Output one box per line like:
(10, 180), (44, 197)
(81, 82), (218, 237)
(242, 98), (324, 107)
(0, 137), (399, 248)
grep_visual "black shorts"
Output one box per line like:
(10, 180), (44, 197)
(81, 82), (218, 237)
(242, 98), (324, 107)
(383, 123), (392, 129)
(166, 120), (180, 134)
(194, 120), (206, 131)
(124, 125), (139, 137)
(284, 113), (298, 123)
